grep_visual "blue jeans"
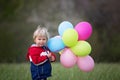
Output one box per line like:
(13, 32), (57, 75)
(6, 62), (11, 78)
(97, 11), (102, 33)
(30, 60), (51, 80)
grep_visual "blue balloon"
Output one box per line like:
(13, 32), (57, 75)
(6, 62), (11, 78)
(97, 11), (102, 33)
(58, 21), (74, 36)
(47, 37), (65, 52)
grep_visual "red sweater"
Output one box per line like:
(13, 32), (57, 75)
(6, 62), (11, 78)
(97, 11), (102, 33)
(27, 46), (49, 65)
(26, 45), (56, 65)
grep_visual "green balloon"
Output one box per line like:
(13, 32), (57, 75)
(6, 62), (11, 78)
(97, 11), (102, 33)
(62, 29), (78, 47)
(71, 41), (92, 56)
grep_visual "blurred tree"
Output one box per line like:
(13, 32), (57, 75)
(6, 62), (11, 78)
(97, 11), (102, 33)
(0, 0), (25, 62)
(0, 0), (24, 21)
(0, 0), (120, 62)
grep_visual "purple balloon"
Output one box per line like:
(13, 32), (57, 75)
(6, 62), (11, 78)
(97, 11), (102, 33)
(75, 21), (92, 40)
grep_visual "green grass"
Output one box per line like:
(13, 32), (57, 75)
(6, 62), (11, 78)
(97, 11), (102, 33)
(0, 63), (120, 80)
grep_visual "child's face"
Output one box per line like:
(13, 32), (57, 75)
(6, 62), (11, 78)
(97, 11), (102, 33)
(34, 36), (47, 47)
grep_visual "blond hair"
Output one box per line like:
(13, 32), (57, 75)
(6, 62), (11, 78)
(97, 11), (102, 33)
(33, 25), (49, 40)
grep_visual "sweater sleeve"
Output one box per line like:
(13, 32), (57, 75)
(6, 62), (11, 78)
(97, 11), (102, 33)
(31, 55), (48, 64)
(26, 48), (30, 61)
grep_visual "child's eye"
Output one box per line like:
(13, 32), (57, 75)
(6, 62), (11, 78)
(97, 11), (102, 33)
(43, 39), (46, 40)
(38, 39), (41, 40)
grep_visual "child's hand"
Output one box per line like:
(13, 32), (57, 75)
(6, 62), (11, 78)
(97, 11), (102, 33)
(49, 52), (56, 62)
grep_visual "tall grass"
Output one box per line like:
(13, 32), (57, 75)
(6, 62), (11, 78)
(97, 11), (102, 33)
(0, 63), (120, 80)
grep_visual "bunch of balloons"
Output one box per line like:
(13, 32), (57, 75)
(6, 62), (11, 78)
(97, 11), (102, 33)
(47, 21), (94, 72)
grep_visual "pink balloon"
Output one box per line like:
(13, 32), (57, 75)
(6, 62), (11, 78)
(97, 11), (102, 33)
(60, 48), (77, 68)
(77, 55), (94, 72)
(75, 21), (92, 40)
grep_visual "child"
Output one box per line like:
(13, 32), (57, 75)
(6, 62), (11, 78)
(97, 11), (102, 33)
(26, 26), (56, 80)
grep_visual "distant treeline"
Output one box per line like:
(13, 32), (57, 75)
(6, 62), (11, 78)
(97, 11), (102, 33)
(0, 0), (120, 62)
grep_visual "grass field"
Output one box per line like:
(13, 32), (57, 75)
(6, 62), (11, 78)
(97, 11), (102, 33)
(0, 63), (120, 80)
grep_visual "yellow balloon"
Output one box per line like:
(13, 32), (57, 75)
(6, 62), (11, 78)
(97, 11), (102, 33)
(62, 29), (78, 47)
(71, 41), (92, 56)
